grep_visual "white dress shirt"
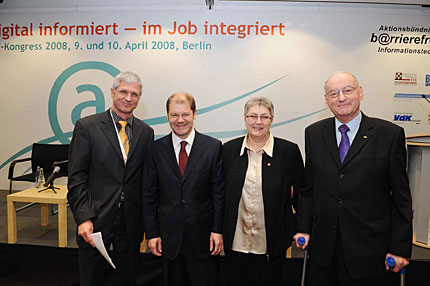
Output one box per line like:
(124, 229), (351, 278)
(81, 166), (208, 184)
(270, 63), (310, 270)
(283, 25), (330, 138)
(335, 112), (362, 147)
(171, 129), (195, 164)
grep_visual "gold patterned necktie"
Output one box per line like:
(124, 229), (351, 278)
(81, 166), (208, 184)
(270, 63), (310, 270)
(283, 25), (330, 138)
(118, 121), (129, 162)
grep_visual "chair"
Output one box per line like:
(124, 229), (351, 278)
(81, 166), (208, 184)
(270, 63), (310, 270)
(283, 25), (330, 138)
(8, 143), (69, 211)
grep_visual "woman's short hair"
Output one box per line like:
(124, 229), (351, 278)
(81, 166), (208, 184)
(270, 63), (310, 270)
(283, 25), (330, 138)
(244, 97), (274, 118)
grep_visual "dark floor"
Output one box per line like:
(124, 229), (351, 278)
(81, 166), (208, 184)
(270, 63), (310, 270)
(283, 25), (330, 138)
(1, 188), (430, 286)
(0, 187), (302, 257)
(1, 187), (430, 259)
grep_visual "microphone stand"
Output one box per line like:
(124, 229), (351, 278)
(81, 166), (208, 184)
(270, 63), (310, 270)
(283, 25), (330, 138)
(39, 164), (63, 193)
(38, 176), (59, 193)
(38, 181), (59, 193)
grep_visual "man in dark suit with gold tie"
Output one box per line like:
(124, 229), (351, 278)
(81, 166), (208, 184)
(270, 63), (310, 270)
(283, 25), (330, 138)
(68, 71), (154, 285)
(294, 71), (412, 286)
(143, 92), (224, 286)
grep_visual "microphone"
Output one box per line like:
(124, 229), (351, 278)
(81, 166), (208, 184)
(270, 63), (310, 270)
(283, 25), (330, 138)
(52, 159), (68, 167)
(44, 166), (60, 187)
(422, 94), (430, 104)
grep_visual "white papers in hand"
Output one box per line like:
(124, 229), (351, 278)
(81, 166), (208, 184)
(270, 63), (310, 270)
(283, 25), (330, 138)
(91, 232), (116, 269)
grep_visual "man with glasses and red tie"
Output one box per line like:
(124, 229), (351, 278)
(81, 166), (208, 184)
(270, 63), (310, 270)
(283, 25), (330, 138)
(143, 92), (225, 286)
(294, 71), (412, 286)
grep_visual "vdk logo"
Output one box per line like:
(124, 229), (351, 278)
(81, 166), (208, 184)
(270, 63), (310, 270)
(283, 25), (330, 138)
(393, 112), (420, 124)
(394, 114), (412, 121)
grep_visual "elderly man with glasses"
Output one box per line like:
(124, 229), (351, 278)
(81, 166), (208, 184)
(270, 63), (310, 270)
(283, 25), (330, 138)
(294, 71), (412, 286)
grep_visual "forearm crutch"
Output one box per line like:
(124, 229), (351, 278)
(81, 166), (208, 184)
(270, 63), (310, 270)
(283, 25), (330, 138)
(298, 237), (308, 286)
(386, 256), (406, 286)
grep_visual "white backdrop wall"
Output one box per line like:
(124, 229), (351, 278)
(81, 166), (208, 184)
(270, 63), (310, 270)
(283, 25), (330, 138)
(1, 2), (430, 190)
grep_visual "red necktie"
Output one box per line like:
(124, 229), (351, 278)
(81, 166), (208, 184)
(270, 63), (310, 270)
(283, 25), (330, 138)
(179, 141), (188, 176)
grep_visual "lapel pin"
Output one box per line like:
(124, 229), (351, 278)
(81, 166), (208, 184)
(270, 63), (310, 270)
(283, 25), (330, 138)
(267, 162), (271, 167)
(363, 135), (368, 139)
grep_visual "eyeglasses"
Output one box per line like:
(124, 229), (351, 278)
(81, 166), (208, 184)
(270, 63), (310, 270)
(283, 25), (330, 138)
(325, 86), (358, 98)
(245, 114), (272, 123)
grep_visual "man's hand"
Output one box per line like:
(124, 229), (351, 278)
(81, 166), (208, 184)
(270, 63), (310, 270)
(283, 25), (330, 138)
(78, 220), (95, 247)
(210, 232), (223, 256)
(385, 253), (409, 273)
(293, 233), (310, 250)
(148, 237), (163, 256)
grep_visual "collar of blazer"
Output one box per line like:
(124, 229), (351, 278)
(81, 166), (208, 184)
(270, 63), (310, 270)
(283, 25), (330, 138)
(99, 110), (144, 163)
(161, 130), (206, 180)
(323, 113), (374, 168)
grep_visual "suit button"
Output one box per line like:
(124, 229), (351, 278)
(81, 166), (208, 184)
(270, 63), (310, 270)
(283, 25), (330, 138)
(338, 199), (343, 204)
(182, 200), (186, 204)
(332, 225), (337, 229)
(338, 173), (344, 179)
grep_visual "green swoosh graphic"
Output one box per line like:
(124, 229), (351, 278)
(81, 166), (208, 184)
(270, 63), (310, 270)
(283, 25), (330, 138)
(155, 108), (327, 139)
(0, 132), (74, 170)
(207, 107), (327, 138)
(1, 75), (287, 170)
(143, 75), (288, 125)
(0, 75), (324, 172)
(49, 61), (120, 144)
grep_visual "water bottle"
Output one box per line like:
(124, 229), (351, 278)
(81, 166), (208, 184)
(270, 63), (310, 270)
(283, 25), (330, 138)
(38, 168), (45, 187)
(35, 166), (40, 188)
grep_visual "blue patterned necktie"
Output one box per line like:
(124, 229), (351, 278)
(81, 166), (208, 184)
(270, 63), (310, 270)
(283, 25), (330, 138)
(339, 124), (350, 163)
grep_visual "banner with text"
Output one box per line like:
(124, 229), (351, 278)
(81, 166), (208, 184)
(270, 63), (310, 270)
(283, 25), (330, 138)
(1, 6), (429, 189)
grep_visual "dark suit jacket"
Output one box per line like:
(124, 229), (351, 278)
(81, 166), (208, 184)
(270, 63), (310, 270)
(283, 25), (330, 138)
(222, 136), (304, 260)
(143, 131), (225, 260)
(67, 110), (154, 248)
(297, 113), (412, 279)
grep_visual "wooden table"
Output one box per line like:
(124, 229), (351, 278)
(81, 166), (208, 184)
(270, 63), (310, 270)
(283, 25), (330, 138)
(7, 185), (68, 247)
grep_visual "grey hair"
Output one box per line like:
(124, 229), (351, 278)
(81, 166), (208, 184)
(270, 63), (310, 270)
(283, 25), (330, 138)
(244, 97), (274, 118)
(112, 71), (143, 95)
(324, 71), (360, 91)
